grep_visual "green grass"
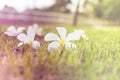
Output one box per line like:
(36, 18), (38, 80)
(0, 25), (120, 80)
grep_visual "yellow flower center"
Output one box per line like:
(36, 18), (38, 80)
(29, 40), (33, 45)
(59, 39), (66, 45)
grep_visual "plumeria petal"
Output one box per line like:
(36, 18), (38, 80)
(33, 24), (38, 29)
(56, 27), (67, 39)
(17, 27), (26, 33)
(66, 32), (80, 41)
(32, 24), (38, 33)
(27, 26), (35, 40)
(31, 24), (43, 36)
(4, 32), (16, 36)
(7, 26), (16, 32)
(17, 42), (24, 47)
(33, 25), (38, 32)
(82, 34), (89, 40)
(65, 42), (76, 49)
(32, 41), (40, 49)
(4, 26), (17, 36)
(4, 26), (25, 36)
(44, 33), (60, 41)
(17, 33), (28, 42)
(74, 30), (85, 35)
(37, 28), (43, 36)
(48, 41), (60, 51)
(74, 30), (89, 40)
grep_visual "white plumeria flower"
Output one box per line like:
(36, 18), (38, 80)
(44, 27), (79, 51)
(30, 24), (43, 36)
(17, 27), (40, 49)
(4, 26), (25, 36)
(74, 30), (89, 40)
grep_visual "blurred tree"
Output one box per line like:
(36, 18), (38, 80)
(47, 0), (71, 13)
(94, 0), (103, 18)
(103, 0), (120, 21)
(94, 0), (120, 21)
(73, 0), (80, 26)
(73, 0), (89, 26)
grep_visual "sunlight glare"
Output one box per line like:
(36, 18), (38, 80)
(0, 0), (55, 12)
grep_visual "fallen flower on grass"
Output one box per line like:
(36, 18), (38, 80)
(30, 24), (43, 36)
(4, 26), (25, 36)
(44, 27), (80, 51)
(74, 30), (89, 40)
(17, 27), (40, 49)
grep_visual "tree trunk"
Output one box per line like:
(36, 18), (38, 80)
(73, 0), (80, 26)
